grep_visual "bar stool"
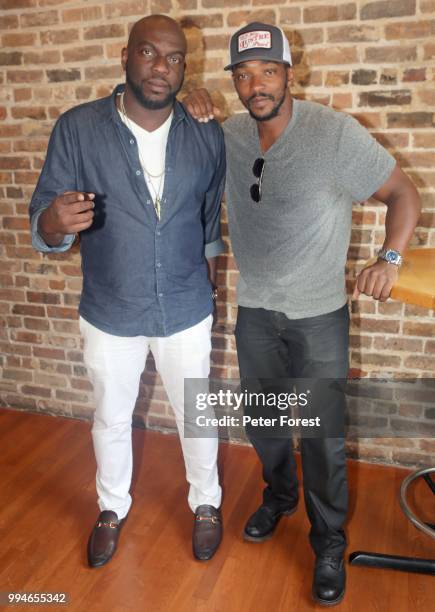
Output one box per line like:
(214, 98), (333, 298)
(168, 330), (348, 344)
(349, 248), (435, 576)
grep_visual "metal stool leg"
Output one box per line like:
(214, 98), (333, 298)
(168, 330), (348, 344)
(349, 467), (435, 575)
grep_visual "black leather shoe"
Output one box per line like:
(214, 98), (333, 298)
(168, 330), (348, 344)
(243, 503), (297, 542)
(192, 505), (222, 561)
(312, 555), (346, 606)
(87, 510), (126, 568)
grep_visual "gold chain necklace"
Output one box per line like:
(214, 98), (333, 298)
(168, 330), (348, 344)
(119, 92), (164, 219)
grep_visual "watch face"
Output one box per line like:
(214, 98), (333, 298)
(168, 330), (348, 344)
(386, 250), (399, 263)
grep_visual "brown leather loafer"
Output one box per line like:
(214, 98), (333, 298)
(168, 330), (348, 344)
(192, 505), (222, 561)
(87, 510), (126, 568)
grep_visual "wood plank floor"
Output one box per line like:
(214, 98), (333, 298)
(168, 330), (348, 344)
(0, 408), (433, 612)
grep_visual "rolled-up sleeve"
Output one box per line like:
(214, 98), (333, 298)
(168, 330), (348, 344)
(203, 125), (226, 259)
(29, 114), (78, 253)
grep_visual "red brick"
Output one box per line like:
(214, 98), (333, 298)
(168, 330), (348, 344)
(386, 20), (435, 39)
(0, 52), (22, 66)
(0, 157), (31, 170)
(0, 342), (31, 356)
(2, 369), (33, 382)
(56, 389), (89, 402)
(0, 15), (19, 29)
(23, 50), (61, 65)
(24, 317), (50, 331)
(328, 25), (378, 43)
(365, 45), (417, 63)
(279, 7), (302, 24)
(27, 291), (60, 305)
(46, 69), (81, 83)
(84, 25), (125, 40)
(39, 29), (79, 45)
(307, 47), (358, 65)
(20, 11), (59, 28)
(71, 378), (93, 391)
(14, 88), (31, 103)
(12, 304), (45, 317)
(105, 0), (151, 18)
(404, 355), (435, 370)
(403, 322), (435, 336)
(63, 46), (103, 63)
(21, 385), (51, 398)
(361, 0), (416, 20)
(34, 373), (68, 388)
(228, 10), (275, 27)
(1, 394), (37, 410)
(6, 70), (44, 84)
(304, 3), (356, 23)
(52, 320), (78, 334)
(352, 353), (401, 367)
(373, 337), (423, 351)
(387, 112), (434, 128)
(33, 346), (65, 360)
(46, 306), (79, 320)
(352, 317), (400, 333)
(62, 7), (103, 23)
(0, 0), (36, 8)
(84, 66), (122, 80)
(12, 106), (47, 119)
(2, 32), (37, 47)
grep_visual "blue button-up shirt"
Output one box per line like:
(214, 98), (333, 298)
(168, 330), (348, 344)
(29, 84), (226, 337)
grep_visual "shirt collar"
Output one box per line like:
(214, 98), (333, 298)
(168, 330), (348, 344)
(102, 83), (187, 130)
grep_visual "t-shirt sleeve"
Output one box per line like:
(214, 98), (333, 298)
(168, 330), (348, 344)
(335, 114), (396, 202)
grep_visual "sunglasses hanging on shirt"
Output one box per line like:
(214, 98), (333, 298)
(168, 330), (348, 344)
(250, 158), (265, 203)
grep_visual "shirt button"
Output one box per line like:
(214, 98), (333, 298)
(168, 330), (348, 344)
(157, 263), (161, 268)
(157, 231), (161, 236)
(130, 139), (134, 144)
(147, 199), (151, 204)
(136, 170), (141, 176)
(158, 293), (163, 297)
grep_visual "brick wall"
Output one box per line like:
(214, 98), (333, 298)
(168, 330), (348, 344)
(0, 0), (434, 466)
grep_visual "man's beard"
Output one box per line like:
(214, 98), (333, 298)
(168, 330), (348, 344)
(126, 66), (183, 111)
(246, 76), (288, 122)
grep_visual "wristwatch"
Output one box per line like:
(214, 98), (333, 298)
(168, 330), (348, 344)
(377, 248), (403, 267)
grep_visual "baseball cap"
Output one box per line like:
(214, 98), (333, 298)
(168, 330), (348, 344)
(224, 22), (292, 71)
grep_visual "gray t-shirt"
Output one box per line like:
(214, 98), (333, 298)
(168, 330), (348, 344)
(223, 99), (396, 318)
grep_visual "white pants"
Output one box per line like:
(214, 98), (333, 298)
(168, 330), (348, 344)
(80, 315), (221, 519)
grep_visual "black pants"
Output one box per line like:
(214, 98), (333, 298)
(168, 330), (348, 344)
(235, 304), (349, 557)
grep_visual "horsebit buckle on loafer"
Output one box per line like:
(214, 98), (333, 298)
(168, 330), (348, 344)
(95, 521), (120, 529)
(195, 516), (220, 524)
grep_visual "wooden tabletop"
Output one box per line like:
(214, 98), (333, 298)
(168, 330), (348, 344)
(390, 248), (435, 309)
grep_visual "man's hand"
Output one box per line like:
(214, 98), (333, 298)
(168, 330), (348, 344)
(38, 191), (95, 246)
(352, 260), (399, 302)
(182, 88), (221, 123)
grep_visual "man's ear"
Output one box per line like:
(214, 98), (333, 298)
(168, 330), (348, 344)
(121, 46), (128, 71)
(287, 67), (294, 86)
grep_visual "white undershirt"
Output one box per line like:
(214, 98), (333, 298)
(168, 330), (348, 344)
(118, 102), (173, 206)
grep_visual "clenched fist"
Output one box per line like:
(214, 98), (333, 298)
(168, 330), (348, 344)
(38, 191), (95, 247)
(182, 88), (221, 123)
(352, 259), (399, 302)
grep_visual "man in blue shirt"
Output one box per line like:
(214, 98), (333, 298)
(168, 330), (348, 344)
(29, 15), (226, 567)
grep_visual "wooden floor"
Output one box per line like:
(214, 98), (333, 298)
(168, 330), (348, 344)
(0, 408), (433, 612)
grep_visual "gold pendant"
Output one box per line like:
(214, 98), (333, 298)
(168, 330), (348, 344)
(155, 196), (161, 220)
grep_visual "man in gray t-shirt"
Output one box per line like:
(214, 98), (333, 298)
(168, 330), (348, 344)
(185, 22), (420, 606)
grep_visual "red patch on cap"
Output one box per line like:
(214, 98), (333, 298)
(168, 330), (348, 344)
(238, 31), (272, 53)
